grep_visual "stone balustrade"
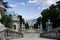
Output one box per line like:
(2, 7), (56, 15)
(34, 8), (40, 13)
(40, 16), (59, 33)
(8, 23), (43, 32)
(0, 28), (23, 40)
(40, 27), (60, 39)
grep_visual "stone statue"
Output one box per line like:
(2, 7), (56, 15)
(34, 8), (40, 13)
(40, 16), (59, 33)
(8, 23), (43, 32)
(46, 19), (52, 31)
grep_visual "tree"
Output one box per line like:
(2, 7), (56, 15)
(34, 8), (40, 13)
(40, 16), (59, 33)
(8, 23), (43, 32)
(25, 23), (29, 29)
(22, 18), (25, 25)
(36, 4), (60, 31)
(0, 13), (13, 28)
(36, 17), (43, 25)
(18, 15), (22, 32)
(18, 15), (25, 32)
(18, 15), (23, 27)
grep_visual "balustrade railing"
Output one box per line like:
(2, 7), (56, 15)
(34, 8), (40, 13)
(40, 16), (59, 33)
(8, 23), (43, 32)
(0, 29), (23, 40)
(40, 27), (60, 39)
(5, 29), (23, 39)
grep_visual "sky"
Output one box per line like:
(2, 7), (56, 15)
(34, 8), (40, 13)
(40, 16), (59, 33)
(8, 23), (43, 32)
(4, 0), (59, 20)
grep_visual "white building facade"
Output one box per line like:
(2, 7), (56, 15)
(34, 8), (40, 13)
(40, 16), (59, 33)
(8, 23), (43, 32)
(12, 13), (20, 32)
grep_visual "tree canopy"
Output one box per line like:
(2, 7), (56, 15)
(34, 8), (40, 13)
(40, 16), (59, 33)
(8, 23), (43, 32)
(36, 4), (60, 31)
(0, 12), (13, 28)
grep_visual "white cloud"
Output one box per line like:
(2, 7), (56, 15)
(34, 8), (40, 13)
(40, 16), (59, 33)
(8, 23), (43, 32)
(9, 4), (17, 7)
(16, 2), (26, 6)
(34, 0), (59, 10)
(28, 0), (38, 3)
(46, 0), (59, 6)
(27, 0), (59, 9)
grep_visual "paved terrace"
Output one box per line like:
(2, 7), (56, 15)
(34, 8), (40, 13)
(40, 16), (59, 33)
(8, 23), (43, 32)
(10, 33), (56, 40)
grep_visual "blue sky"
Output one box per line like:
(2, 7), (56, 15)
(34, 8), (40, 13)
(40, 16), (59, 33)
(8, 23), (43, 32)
(4, 0), (59, 20)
